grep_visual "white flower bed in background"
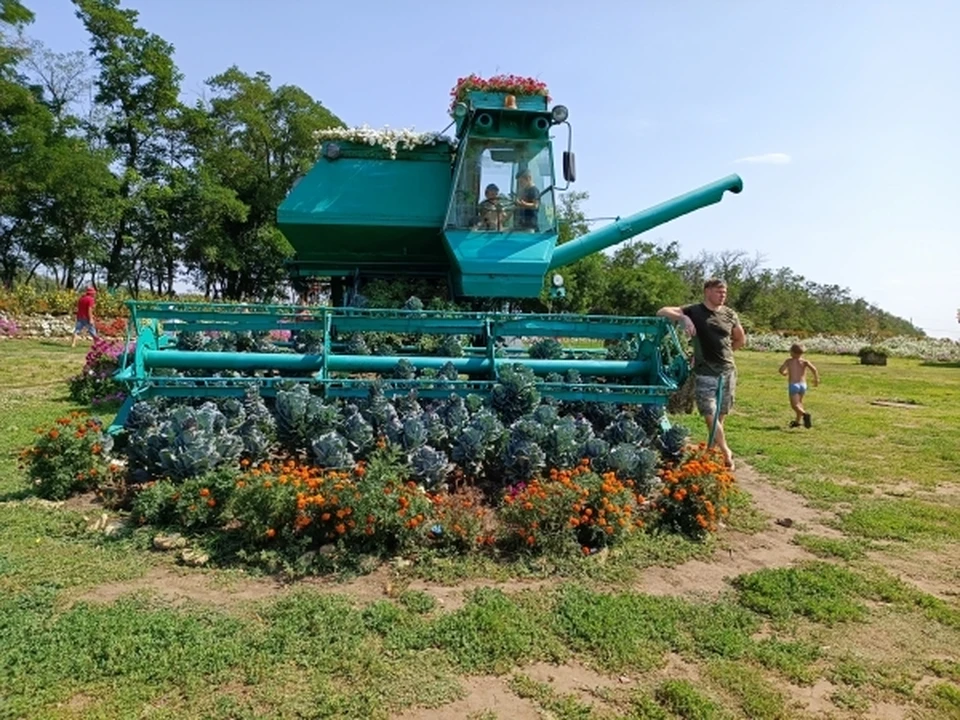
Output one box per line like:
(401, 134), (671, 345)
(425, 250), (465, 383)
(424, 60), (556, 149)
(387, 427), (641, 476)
(747, 333), (960, 362)
(314, 125), (456, 159)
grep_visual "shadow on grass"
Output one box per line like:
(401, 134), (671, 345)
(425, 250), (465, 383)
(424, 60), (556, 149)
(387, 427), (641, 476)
(0, 487), (34, 503)
(919, 361), (960, 369)
(747, 423), (791, 433)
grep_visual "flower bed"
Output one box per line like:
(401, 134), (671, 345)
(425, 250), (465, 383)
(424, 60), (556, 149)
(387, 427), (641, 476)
(746, 333), (960, 362)
(0, 315), (19, 338)
(449, 74), (550, 112)
(314, 125), (456, 159)
(20, 372), (736, 572)
(67, 338), (131, 405)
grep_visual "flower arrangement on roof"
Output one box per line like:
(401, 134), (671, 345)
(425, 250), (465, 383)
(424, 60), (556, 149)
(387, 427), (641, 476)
(449, 74), (550, 111)
(314, 125), (456, 159)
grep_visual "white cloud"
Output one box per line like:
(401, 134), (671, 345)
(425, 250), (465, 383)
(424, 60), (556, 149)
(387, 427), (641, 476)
(734, 153), (792, 165)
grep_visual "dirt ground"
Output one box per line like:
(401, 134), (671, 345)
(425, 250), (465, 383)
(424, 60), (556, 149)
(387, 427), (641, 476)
(67, 463), (944, 719)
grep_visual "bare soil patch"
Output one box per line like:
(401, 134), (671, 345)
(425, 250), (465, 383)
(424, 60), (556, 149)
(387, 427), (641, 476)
(865, 547), (960, 601)
(870, 400), (922, 409)
(71, 565), (286, 609)
(521, 658), (623, 713)
(635, 463), (836, 597)
(781, 678), (839, 717)
(391, 675), (541, 720)
(403, 577), (555, 613)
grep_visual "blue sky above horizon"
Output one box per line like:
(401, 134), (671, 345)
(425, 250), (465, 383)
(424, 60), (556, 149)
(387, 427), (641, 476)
(23, 0), (960, 339)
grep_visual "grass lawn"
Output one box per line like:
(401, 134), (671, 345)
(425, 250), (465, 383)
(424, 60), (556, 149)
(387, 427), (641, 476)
(1, 340), (959, 719)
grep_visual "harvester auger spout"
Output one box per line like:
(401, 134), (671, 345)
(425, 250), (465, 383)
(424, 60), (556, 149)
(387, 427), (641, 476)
(107, 79), (742, 435)
(549, 174), (743, 270)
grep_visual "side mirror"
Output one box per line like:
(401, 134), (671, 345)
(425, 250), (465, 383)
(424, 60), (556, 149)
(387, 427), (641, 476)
(562, 151), (576, 183)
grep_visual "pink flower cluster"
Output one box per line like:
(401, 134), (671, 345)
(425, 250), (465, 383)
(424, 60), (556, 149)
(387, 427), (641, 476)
(449, 74), (550, 111)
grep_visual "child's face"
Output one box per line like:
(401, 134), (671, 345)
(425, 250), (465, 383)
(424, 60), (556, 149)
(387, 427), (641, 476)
(485, 188), (497, 200)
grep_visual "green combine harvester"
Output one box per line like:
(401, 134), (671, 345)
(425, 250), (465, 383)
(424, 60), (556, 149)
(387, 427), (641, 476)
(112, 83), (742, 433)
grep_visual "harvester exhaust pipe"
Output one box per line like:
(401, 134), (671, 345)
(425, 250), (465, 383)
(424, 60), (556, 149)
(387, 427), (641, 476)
(548, 174), (743, 271)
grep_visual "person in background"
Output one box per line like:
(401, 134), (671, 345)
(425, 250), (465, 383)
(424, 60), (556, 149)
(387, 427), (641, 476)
(71, 287), (98, 347)
(779, 342), (820, 428)
(657, 278), (745, 469)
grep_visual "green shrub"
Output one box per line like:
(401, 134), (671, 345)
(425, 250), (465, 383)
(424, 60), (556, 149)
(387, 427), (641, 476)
(19, 412), (115, 500)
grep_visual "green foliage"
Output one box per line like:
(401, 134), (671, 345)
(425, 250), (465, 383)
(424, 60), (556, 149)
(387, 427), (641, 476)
(792, 533), (869, 560)
(858, 345), (888, 358)
(124, 401), (245, 481)
(748, 637), (822, 685)
(926, 681), (960, 715)
(130, 468), (236, 529)
(67, 337), (127, 404)
(838, 498), (960, 542)
(653, 679), (730, 719)
(732, 562), (870, 624)
(704, 660), (788, 720)
(655, 443), (735, 539)
(19, 411), (114, 500)
(430, 587), (566, 673)
(552, 585), (758, 673)
(491, 363), (541, 424)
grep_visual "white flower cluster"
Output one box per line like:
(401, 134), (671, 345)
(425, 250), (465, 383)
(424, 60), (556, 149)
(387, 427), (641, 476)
(314, 125), (456, 159)
(747, 333), (960, 362)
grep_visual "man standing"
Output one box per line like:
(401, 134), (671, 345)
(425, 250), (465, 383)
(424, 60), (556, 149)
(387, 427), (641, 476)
(657, 278), (745, 469)
(71, 287), (98, 347)
(513, 169), (539, 231)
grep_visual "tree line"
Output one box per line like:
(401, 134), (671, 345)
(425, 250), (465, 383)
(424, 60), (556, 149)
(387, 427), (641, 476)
(540, 192), (922, 337)
(0, 0), (922, 337)
(1, 0), (342, 300)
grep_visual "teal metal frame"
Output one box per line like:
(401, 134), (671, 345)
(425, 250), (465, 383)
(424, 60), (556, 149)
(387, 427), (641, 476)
(109, 300), (691, 433)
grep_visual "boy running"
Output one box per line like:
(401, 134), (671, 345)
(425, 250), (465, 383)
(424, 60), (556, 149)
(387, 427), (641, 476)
(778, 343), (820, 428)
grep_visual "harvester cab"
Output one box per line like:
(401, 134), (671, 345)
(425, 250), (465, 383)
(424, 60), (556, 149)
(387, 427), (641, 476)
(109, 80), (743, 434)
(442, 92), (574, 298)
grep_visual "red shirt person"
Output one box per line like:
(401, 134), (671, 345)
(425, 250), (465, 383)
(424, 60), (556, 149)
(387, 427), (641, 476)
(71, 287), (98, 347)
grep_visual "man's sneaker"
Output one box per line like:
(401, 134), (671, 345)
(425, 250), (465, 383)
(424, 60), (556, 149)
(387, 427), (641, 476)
(803, 412), (812, 428)
(789, 420), (801, 428)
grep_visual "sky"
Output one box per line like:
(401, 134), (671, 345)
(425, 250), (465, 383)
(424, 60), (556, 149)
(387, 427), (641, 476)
(21, 0), (960, 339)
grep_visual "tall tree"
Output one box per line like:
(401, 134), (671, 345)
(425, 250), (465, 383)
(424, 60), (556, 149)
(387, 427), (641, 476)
(0, 0), (45, 286)
(0, 0), (33, 71)
(72, 0), (183, 289)
(183, 67), (343, 300)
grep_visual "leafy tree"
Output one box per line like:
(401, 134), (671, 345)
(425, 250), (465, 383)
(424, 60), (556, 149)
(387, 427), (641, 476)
(181, 67), (343, 300)
(545, 190), (609, 314)
(1, 0), (48, 286)
(72, 0), (183, 289)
